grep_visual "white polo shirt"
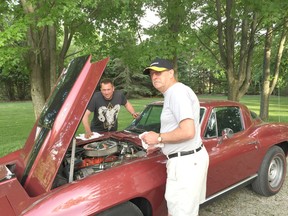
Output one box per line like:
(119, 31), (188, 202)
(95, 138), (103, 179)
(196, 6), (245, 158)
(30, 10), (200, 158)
(161, 82), (202, 156)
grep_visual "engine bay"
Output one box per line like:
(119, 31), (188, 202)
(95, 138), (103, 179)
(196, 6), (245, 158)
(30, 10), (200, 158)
(53, 138), (145, 188)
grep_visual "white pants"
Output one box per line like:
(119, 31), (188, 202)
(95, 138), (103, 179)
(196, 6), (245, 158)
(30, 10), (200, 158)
(165, 146), (209, 216)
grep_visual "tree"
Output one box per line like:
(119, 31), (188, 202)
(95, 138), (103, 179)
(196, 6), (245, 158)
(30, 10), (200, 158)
(141, 0), (263, 99)
(19, 0), (106, 117)
(0, 2), (29, 100)
(1, 0), (288, 119)
(18, 0), (144, 118)
(194, 0), (259, 101)
(0, 68), (30, 100)
(260, 17), (288, 120)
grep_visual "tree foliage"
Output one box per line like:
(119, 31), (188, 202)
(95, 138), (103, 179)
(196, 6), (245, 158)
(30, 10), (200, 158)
(0, 0), (288, 120)
(257, 1), (288, 120)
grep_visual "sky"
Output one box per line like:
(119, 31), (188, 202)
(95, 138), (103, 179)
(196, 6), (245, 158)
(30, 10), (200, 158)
(140, 9), (160, 28)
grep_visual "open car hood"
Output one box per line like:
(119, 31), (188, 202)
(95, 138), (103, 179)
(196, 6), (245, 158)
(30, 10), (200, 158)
(14, 55), (109, 195)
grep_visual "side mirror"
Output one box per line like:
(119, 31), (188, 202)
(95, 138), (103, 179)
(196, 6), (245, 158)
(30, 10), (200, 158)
(222, 128), (234, 139)
(217, 128), (234, 145)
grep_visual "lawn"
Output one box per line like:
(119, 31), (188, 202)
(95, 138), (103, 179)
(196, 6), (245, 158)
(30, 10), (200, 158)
(0, 95), (287, 157)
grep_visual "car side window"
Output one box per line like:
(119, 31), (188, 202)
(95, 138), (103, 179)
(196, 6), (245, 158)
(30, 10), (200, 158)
(215, 106), (244, 136)
(204, 111), (217, 138)
(133, 105), (162, 132)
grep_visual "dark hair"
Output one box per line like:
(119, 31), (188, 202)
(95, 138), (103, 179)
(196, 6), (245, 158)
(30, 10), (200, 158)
(100, 78), (114, 86)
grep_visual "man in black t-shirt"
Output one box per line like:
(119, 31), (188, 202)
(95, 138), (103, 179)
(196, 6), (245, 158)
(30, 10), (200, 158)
(82, 78), (138, 138)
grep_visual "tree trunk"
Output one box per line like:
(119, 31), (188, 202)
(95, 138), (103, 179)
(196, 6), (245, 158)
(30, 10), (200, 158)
(30, 60), (46, 118)
(215, 0), (257, 102)
(269, 18), (288, 94)
(58, 26), (74, 74)
(260, 26), (272, 120)
(260, 81), (270, 120)
(260, 18), (288, 120)
(49, 26), (57, 91)
(21, 0), (61, 118)
(227, 70), (238, 101)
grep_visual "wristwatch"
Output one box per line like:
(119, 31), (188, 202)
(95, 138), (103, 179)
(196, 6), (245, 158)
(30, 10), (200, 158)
(157, 133), (163, 144)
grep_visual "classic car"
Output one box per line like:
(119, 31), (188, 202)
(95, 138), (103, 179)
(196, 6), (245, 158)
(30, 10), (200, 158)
(0, 55), (288, 216)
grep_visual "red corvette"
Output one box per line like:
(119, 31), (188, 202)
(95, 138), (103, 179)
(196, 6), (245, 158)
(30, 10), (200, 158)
(1, 56), (288, 216)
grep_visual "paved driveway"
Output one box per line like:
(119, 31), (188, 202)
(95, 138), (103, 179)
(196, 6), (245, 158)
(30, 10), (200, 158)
(199, 170), (288, 215)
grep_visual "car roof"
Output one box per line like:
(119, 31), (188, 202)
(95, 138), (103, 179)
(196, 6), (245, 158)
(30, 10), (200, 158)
(148, 99), (243, 108)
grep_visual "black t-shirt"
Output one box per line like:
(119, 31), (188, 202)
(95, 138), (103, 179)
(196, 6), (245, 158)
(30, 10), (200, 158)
(87, 90), (127, 132)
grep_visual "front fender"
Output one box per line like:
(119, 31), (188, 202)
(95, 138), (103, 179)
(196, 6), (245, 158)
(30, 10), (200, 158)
(22, 155), (167, 216)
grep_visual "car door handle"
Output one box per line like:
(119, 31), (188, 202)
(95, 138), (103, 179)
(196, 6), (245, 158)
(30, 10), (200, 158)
(248, 140), (259, 145)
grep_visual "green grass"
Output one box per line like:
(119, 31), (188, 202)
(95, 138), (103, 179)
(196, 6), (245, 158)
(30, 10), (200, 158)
(0, 101), (34, 157)
(240, 95), (288, 122)
(1, 95), (287, 157)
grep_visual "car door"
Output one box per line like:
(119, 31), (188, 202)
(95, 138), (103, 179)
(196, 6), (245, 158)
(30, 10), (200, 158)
(203, 106), (260, 197)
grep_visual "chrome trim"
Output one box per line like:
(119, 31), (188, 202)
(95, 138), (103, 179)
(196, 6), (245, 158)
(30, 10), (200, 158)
(69, 138), (76, 183)
(204, 174), (258, 202)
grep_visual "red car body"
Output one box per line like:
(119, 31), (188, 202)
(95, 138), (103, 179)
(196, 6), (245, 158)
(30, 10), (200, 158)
(0, 56), (288, 216)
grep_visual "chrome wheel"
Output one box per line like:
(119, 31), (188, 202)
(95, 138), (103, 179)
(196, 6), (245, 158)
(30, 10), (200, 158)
(252, 146), (286, 196)
(268, 155), (284, 188)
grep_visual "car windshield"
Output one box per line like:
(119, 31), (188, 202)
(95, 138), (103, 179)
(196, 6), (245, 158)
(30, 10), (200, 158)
(38, 55), (90, 129)
(125, 104), (205, 134)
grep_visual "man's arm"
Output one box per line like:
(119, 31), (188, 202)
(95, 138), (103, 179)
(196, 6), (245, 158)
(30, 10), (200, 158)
(125, 101), (139, 118)
(82, 109), (93, 138)
(141, 118), (195, 145)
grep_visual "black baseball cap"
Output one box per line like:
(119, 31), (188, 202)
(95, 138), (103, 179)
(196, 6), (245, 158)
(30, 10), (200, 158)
(143, 58), (173, 75)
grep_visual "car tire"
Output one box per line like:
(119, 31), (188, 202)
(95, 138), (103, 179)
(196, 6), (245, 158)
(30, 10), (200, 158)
(96, 201), (144, 216)
(252, 146), (286, 196)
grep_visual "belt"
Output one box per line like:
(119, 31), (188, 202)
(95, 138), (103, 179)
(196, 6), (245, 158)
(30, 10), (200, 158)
(167, 144), (203, 159)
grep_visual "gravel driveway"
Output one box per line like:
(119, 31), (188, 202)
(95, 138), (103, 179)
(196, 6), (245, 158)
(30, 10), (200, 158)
(199, 168), (288, 216)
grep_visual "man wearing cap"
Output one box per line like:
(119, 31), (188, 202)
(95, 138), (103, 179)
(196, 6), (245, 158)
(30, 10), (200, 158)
(141, 58), (209, 216)
(82, 78), (138, 138)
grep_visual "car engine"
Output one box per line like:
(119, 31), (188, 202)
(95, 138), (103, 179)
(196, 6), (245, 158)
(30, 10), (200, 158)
(53, 138), (145, 188)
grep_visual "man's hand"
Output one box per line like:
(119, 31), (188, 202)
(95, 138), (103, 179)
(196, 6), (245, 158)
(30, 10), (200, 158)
(84, 131), (94, 139)
(141, 131), (159, 145)
(82, 110), (93, 139)
(132, 112), (139, 119)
